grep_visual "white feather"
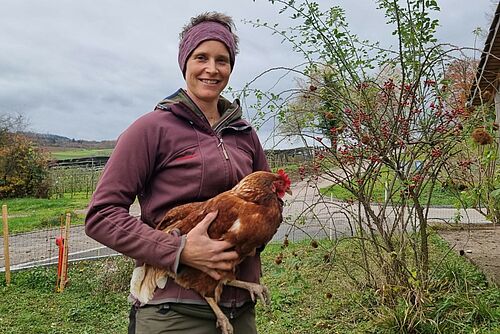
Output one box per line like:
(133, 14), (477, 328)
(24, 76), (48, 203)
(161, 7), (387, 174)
(228, 218), (241, 233)
(130, 266), (146, 301)
(157, 275), (168, 289)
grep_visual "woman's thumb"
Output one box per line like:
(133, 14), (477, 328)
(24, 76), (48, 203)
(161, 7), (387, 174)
(196, 210), (218, 232)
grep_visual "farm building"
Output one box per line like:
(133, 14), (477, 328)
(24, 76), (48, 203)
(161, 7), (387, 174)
(469, 0), (500, 132)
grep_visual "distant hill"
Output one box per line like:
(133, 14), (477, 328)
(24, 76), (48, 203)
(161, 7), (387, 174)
(23, 132), (116, 150)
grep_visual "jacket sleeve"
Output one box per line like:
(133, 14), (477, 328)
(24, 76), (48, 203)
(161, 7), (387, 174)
(85, 113), (184, 272)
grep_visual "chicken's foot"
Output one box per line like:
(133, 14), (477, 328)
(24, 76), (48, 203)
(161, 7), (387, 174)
(205, 297), (233, 334)
(226, 280), (270, 305)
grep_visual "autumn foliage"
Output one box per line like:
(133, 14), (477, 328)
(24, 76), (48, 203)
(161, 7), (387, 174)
(0, 131), (50, 198)
(246, 0), (497, 310)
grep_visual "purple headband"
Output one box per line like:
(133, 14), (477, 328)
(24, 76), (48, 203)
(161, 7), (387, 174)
(178, 21), (237, 76)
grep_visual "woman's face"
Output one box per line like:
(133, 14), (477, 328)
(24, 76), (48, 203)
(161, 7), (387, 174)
(185, 40), (231, 106)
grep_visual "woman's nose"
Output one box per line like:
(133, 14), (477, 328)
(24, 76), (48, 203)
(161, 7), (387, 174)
(205, 59), (218, 74)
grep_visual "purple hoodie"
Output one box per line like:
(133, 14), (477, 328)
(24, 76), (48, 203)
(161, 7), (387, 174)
(85, 89), (269, 307)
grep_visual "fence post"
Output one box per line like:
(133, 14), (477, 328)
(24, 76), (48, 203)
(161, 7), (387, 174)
(2, 204), (11, 286)
(61, 212), (71, 290)
(57, 213), (71, 292)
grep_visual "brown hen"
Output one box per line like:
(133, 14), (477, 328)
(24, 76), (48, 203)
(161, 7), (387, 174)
(130, 169), (291, 334)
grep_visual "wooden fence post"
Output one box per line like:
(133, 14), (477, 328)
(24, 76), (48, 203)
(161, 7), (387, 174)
(2, 204), (11, 286)
(56, 212), (71, 292)
(60, 213), (71, 291)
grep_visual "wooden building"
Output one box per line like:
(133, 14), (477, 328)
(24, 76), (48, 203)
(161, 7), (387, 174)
(469, 1), (500, 129)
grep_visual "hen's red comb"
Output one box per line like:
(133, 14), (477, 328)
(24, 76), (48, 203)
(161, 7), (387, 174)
(277, 169), (291, 186)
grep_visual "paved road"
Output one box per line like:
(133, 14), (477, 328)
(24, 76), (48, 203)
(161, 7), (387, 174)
(277, 175), (490, 240)
(0, 175), (491, 272)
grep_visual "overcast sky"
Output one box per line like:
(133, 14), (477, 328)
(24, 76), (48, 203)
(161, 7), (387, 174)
(0, 0), (496, 148)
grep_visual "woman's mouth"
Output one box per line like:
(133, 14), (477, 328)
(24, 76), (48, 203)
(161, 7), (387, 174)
(200, 79), (220, 85)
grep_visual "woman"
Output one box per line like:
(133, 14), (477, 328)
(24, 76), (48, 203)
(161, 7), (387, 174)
(85, 12), (268, 334)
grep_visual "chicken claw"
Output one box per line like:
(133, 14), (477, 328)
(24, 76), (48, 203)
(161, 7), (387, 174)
(205, 297), (234, 334)
(216, 317), (233, 334)
(226, 280), (270, 306)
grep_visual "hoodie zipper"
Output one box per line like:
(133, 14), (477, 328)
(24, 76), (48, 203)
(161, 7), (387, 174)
(178, 97), (241, 182)
(217, 136), (229, 160)
(213, 104), (240, 162)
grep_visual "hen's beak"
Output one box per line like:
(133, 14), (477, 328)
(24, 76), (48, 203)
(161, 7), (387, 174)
(286, 188), (293, 195)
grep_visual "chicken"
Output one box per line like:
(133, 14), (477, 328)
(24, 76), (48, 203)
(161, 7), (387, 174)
(130, 169), (292, 334)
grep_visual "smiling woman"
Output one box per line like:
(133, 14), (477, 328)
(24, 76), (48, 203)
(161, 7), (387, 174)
(184, 40), (231, 125)
(84, 11), (269, 334)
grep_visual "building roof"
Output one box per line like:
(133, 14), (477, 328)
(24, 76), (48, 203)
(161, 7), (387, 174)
(470, 1), (500, 106)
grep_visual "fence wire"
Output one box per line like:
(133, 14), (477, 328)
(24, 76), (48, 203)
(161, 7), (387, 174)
(1, 149), (492, 273)
(0, 225), (120, 272)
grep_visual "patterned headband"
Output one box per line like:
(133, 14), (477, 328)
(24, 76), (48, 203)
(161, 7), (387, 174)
(178, 21), (237, 77)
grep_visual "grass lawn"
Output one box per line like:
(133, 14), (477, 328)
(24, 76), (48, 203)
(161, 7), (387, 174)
(1, 235), (499, 333)
(0, 257), (130, 334)
(322, 179), (459, 207)
(1, 194), (90, 235)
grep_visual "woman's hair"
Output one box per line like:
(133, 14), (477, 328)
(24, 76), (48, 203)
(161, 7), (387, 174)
(179, 12), (239, 54)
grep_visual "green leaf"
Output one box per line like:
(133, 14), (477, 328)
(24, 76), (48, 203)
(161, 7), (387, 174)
(491, 189), (500, 200)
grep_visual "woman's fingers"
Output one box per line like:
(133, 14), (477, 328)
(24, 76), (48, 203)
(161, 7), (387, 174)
(214, 249), (239, 262)
(191, 210), (218, 234)
(180, 210), (239, 277)
(205, 270), (221, 280)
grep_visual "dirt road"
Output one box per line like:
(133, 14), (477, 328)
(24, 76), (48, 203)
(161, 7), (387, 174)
(437, 226), (500, 286)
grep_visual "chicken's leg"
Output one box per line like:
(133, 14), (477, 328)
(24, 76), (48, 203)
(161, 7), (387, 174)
(205, 297), (233, 334)
(225, 280), (270, 305)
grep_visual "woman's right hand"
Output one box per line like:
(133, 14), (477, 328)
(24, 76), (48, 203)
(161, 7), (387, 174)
(179, 211), (239, 280)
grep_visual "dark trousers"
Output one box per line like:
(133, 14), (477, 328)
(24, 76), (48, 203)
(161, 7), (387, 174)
(128, 303), (257, 334)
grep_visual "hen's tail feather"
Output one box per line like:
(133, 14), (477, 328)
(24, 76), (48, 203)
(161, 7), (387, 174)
(130, 266), (148, 304)
(156, 271), (168, 289)
(130, 265), (168, 304)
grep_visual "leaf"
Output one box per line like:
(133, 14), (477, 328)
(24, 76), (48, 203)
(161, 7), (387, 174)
(491, 189), (500, 200)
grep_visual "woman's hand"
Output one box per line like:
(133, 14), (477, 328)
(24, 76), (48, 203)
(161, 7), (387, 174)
(180, 211), (238, 280)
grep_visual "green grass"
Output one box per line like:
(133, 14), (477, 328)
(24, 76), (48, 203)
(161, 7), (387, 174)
(1, 194), (90, 235)
(262, 235), (500, 333)
(50, 148), (113, 160)
(1, 236), (499, 333)
(0, 257), (132, 334)
(322, 180), (459, 206)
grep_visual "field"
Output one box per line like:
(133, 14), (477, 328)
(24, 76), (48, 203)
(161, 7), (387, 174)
(1, 195), (89, 235)
(48, 148), (113, 161)
(1, 236), (499, 333)
(322, 178), (460, 206)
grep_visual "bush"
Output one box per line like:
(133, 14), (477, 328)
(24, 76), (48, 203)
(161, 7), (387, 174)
(0, 132), (51, 198)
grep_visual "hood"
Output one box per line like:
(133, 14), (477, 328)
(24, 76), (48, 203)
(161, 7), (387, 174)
(156, 89), (244, 133)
